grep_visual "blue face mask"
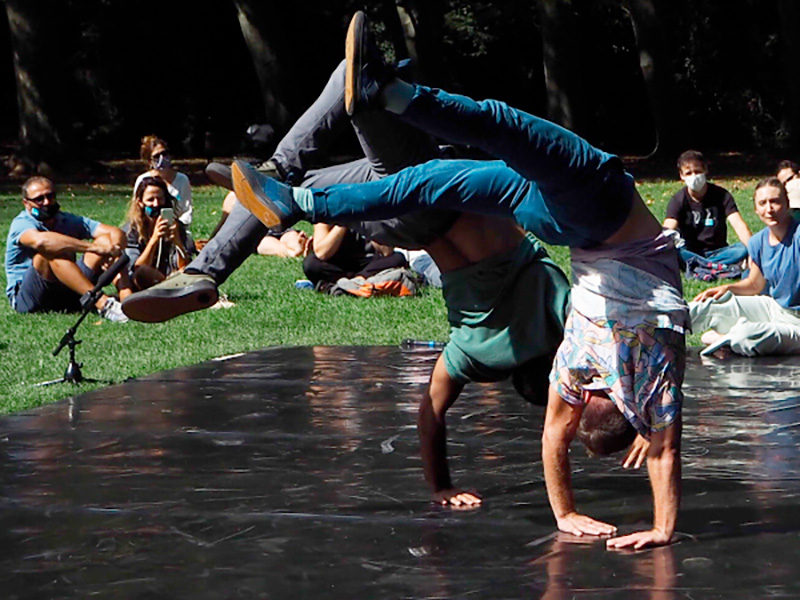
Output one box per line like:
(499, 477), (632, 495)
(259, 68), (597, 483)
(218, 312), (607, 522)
(31, 202), (60, 221)
(144, 205), (161, 218)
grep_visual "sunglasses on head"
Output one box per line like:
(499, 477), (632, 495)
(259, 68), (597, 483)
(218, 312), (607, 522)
(26, 191), (56, 204)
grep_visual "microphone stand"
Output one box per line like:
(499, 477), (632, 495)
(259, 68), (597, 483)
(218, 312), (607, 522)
(36, 254), (129, 387)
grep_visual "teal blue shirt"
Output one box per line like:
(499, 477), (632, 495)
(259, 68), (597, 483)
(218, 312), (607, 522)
(5, 210), (101, 302)
(441, 233), (570, 383)
(748, 219), (800, 310)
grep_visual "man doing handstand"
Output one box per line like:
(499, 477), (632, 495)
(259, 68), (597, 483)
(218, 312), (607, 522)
(231, 12), (688, 549)
(121, 58), (642, 509)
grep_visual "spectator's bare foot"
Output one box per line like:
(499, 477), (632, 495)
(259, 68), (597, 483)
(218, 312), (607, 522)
(700, 329), (722, 346)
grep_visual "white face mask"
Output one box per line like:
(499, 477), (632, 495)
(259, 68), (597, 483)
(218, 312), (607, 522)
(785, 178), (800, 207)
(684, 172), (707, 193)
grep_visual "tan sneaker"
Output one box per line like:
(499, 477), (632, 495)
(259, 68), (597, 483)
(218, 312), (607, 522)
(122, 272), (218, 322)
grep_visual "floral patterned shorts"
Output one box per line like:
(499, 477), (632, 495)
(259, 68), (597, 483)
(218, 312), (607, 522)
(549, 310), (686, 437)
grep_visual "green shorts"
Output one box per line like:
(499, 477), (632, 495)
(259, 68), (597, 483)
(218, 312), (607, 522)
(441, 233), (570, 383)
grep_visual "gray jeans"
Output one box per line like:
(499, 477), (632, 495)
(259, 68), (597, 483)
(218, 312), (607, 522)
(189, 59), (439, 284)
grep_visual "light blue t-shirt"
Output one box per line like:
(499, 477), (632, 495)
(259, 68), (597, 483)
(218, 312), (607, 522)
(4, 210), (101, 302)
(748, 219), (800, 310)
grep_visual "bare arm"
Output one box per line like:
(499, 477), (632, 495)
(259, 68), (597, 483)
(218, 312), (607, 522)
(542, 385), (617, 537)
(370, 241), (395, 257)
(417, 355), (481, 506)
(727, 211), (752, 245)
(693, 260), (766, 301)
(662, 217), (679, 231)
(607, 416), (681, 549)
(312, 223), (349, 260)
(18, 229), (122, 260)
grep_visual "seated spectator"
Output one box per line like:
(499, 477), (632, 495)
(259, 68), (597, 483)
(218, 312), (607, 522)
(691, 177), (800, 356)
(4, 176), (129, 322)
(303, 223), (407, 292)
(396, 248), (441, 288)
(123, 176), (190, 290)
(776, 160), (800, 218)
(134, 135), (195, 252)
(663, 150), (751, 276)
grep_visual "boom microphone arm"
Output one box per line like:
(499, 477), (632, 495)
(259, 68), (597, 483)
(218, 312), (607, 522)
(53, 254), (130, 358)
(80, 253), (130, 310)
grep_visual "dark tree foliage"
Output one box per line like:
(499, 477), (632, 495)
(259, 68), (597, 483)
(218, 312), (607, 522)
(0, 7), (17, 144)
(5, 0), (68, 170)
(626, 0), (789, 154)
(778, 0), (800, 149)
(438, 1), (545, 113)
(571, 0), (656, 154)
(2, 0), (800, 171)
(659, 0), (785, 152)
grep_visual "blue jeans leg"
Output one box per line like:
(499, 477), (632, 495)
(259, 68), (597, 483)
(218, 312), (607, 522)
(679, 243), (748, 268)
(704, 242), (748, 265)
(396, 86), (635, 246)
(310, 158), (574, 246)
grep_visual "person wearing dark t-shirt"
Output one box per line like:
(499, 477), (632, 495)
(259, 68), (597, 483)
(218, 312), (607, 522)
(302, 222), (407, 290)
(663, 150), (751, 269)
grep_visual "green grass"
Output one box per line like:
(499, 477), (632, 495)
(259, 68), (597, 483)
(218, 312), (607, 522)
(0, 176), (766, 414)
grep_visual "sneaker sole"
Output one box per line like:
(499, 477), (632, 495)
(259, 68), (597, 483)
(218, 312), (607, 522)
(122, 281), (219, 323)
(232, 161), (283, 229)
(344, 11), (365, 116)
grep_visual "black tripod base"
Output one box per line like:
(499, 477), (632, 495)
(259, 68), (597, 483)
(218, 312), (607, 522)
(36, 332), (98, 387)
(63, 358), (84, 383)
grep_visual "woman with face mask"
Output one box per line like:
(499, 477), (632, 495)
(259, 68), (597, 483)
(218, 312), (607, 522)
(123, 176), (190, 290)
(134, 135), (195, 251)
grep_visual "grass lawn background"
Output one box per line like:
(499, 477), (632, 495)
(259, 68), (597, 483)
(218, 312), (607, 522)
(0, 174), (765, 414)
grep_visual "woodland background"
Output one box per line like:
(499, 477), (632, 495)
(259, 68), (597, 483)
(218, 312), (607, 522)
(3, 1), (800, 177)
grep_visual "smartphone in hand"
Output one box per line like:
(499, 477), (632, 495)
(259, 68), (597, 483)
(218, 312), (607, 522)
(160, 207), (175, 224)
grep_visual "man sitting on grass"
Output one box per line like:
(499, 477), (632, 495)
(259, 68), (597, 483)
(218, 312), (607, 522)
(5, 176), (129, 322)
(229, 11), (688, 549)
(663, 150), (751, 277)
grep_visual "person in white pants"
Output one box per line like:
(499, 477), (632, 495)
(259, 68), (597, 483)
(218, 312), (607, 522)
(691, 177), (800, 356)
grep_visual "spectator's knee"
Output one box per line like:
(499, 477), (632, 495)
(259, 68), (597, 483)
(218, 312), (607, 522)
(222, 191), (238, 214)
(302, 253), (326, 284)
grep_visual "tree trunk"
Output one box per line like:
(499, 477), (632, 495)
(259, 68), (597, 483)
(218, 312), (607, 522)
(373, 1), (409, 63)
(395, 0), (452, 87)
(536, 0), (589, 133)
(394, 4), (418, 65)
(233, 0), (291, 131)
(624, 0), (681, 156)
(778, 0), (800, 151)
(5, 0), (66, 171)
